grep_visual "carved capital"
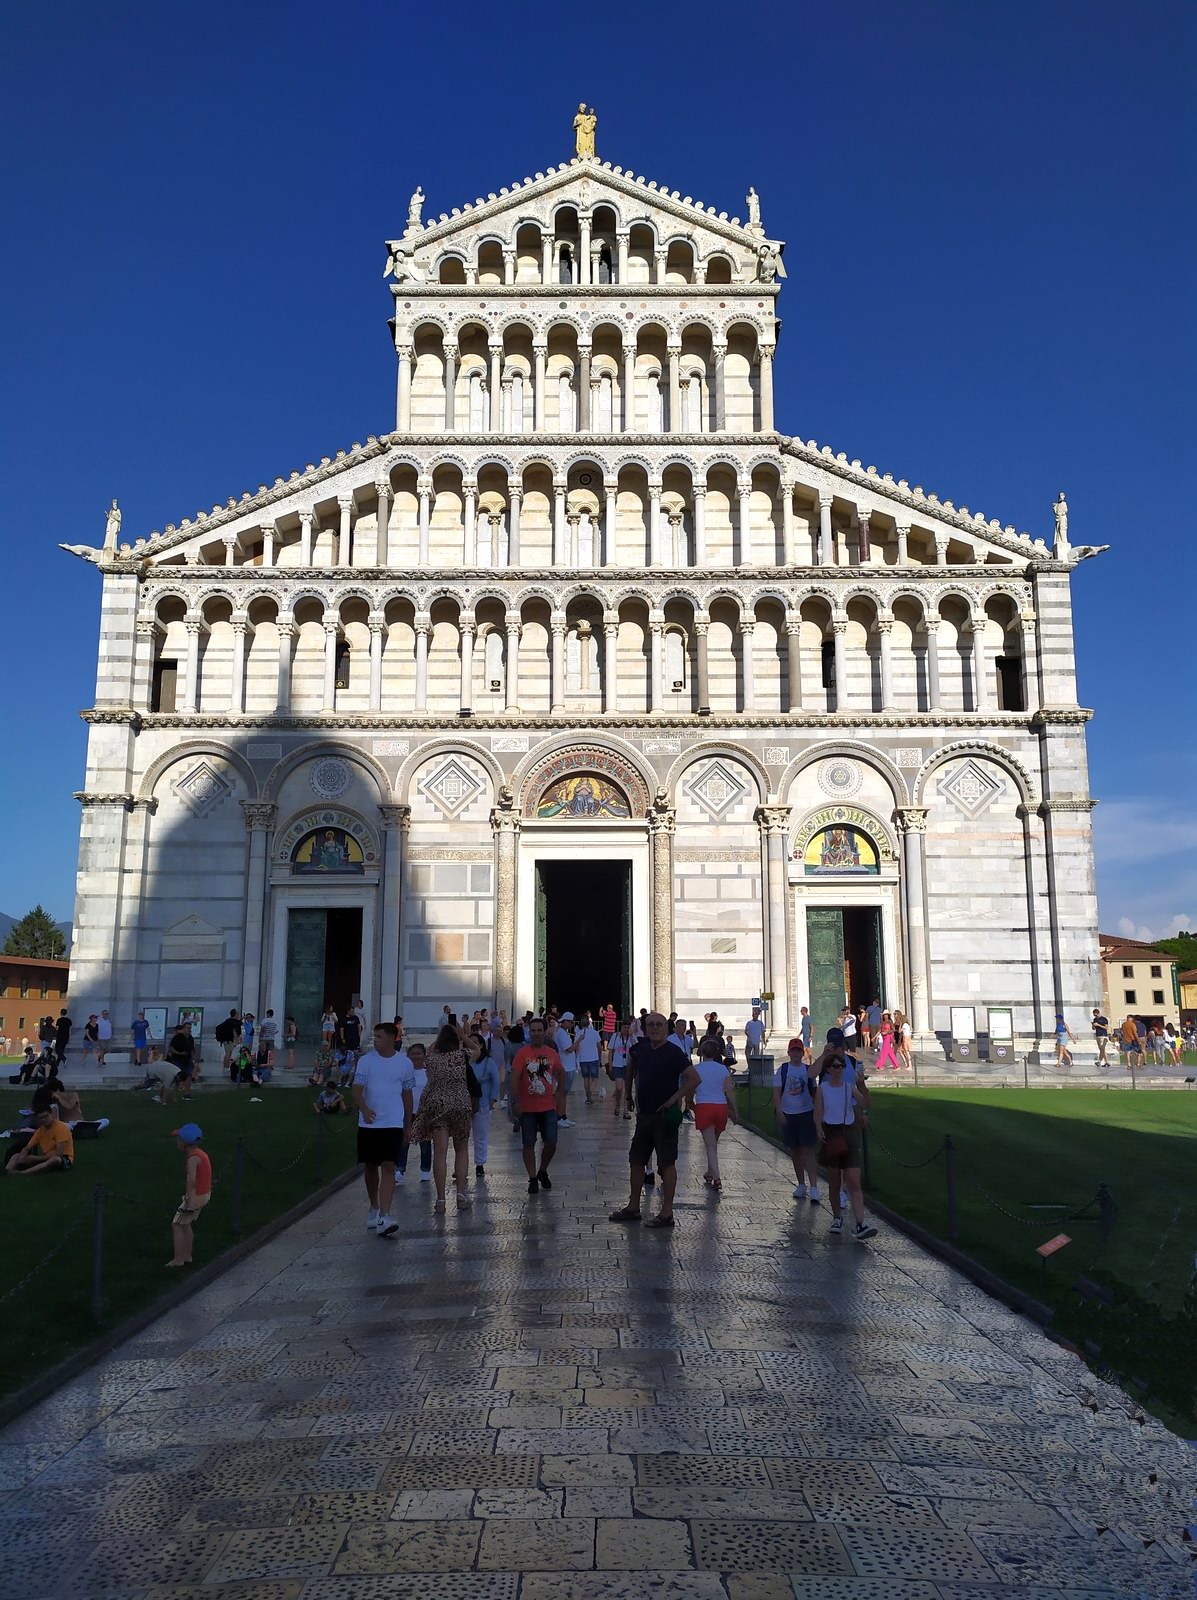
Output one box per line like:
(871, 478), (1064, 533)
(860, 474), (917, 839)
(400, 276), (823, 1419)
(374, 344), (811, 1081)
(490, 808), (521, 835)
(755, 804), (791, 836)
(895, 807), (930, 835)
(135, 617), (159, 637)
(378, 803), (411, 830)
(374, 478), (391, 500)
(337, 495), (355, 512)
(242, 801), (277, 831)
(875, 618), (894, 635)
(298, 509), (315, 529)
(275, 618), (296, 639)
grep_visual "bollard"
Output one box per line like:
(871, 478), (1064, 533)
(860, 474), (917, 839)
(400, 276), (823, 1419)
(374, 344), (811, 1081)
(231, 1136), (246, 1236)
(912, 1052), (919, 1087)
(1097, 1181), (1116, 1244)
(944, 1134), (959, 1242)
(861, 1121), (872, 1190)
(90, 1184), (106, 1322)
(314, 1111), (326, 1185)
(1023, 1053), (1029, 1090)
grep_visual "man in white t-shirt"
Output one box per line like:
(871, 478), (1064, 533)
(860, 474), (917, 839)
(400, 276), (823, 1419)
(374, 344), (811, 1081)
(574, 1011), (603, 1105)
(95, 1009), (114, 1066)
(744, 1007), (766, 1058)
(352, 1022), (415, 1238)
(554, 1013), (579, 1125)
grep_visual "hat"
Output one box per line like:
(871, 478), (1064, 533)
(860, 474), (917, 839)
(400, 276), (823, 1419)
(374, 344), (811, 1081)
(560, 1011), (575, 1021)
(172, 1123), (203, 1142)
(787, 1037), (804, 1051)
(826, 1027), (845, 1045)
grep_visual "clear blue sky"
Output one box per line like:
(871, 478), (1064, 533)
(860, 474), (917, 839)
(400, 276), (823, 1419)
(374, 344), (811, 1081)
(1, 0), (1193, 938)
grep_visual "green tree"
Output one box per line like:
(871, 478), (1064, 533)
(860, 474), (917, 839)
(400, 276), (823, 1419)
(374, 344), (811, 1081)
(2, 905), (66, 960)
(1154, 933), (1197, 972)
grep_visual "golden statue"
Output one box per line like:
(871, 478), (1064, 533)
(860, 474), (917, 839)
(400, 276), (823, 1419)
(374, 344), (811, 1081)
(573, 103), (597, 159)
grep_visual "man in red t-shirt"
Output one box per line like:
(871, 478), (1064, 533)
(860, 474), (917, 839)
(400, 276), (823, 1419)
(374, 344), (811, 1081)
(510, 1017), (562, 1196)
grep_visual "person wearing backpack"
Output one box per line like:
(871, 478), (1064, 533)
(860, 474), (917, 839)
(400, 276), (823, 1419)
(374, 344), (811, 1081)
(773, 1038), (820, 1203)
(214, 1009), (241, 1072)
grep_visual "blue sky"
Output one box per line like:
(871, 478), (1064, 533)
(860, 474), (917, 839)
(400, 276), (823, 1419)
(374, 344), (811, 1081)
(1, 0), (1193, 938)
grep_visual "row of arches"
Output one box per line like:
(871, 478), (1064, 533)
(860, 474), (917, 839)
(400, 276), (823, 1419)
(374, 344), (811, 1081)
(431, 206), (741, 288)
(143, 589), (1032, 720)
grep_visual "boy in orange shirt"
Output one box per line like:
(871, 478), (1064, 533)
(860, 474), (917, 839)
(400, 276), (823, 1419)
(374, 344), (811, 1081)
(6, 1104), (73, 1175)
(168, 1123), (212, 1267)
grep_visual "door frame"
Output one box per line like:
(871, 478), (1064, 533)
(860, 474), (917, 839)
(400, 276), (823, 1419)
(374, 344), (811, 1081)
(267, 884), (377, 1032)
(790, 881), (901, 1023)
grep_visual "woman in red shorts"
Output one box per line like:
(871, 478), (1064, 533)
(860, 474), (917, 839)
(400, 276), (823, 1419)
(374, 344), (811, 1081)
(692, 1036), (739, 1191)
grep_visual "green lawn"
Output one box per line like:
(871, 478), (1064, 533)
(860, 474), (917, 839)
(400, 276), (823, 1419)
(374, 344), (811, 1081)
(0, 1087), (360, 1403)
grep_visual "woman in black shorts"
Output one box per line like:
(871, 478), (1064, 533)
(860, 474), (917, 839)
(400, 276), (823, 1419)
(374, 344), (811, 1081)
(813, 1054), (876, 1241)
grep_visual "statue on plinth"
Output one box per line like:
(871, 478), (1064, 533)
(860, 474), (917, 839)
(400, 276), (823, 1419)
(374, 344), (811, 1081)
(573, 103), (597, 160)
(753, 242), (786, 281)
(405, 186), (425, 231)
(104, 499), (121, 550)
(384, 242), (426, 284)
(746, 186), (761, 229)
(1053, 491), (1069, 545)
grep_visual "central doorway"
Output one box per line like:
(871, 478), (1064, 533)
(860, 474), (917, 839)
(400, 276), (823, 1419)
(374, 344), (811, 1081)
(805, 905), (884, 1038)
(284, 907), (363, 1048)
(535, 859), (631, 1018)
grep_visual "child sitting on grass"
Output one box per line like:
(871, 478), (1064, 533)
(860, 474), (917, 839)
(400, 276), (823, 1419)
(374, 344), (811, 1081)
(167, 1122), (211, 1267)
(314, 1083), (346, 1115)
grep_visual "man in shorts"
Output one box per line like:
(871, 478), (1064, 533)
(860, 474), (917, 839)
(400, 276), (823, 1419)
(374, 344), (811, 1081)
(744, 1005), (766, 1059)
(352, 1022), (415, 1238)
(96, 1010), (114, 1067)
(510, 1016), (562, 1194)
(160, 1020), (196, 1104)
(6, 1098), (74, 1175)
(773, 1037), (819, 1202)
(609, 1012), (699, 1229)
(1091, 1008), (1109, 1068)
(131, 1011), (151, 1067)
(575, 1010), (603, 1105)
(554, 1013), (579, 1126)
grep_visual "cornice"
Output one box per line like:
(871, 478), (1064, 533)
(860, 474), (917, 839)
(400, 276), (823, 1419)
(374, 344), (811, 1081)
(1031, 708), (1094, 727)
(82, 708), (144, 729)
(130, 710), (1042, 734)
(392, 283), (776, 300)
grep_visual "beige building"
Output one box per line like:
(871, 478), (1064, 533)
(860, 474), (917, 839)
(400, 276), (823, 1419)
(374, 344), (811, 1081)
(1098, 935), (1178, 1028)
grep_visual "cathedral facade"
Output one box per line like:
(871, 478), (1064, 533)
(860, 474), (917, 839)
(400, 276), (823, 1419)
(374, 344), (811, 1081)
(65, 136), (1102, 1050)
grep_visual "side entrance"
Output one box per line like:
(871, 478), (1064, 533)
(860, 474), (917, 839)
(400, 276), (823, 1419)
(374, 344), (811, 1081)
(805, 905), (884, 1039)
(534, 859), (632, 1019)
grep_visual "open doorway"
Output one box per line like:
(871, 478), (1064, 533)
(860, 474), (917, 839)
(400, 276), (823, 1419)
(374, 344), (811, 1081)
(535, 860), (631, 1018)
(805, 905), (884, 1037)
(284, 906), (363, 1047)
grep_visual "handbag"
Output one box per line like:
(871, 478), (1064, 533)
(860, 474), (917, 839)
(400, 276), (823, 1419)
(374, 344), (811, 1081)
(821, 1126), (850, 1162)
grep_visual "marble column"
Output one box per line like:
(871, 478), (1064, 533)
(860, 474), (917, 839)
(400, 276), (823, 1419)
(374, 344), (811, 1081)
(395, 345), (413, 432)
(335, 496), (352, 566)
(756, 805), (792, 1032)
(935, 534), (949, 566)
(897, 808), (931, 1036)
(578, 214), (592, 285)
(550, 620), (565, 712)
(413, 619), (430, 711)
(417, 481), (431, 565)
(693, 487), (707, 566)
(622, 346), (636, 431)
(737, 481), (753, 566)
(654, 248), (667, 285)
(648, 805), (676, 1010)
(299, 510), (314, 567)
(857, 509), (872, 565)
(488, 344), (502, 431)
(182, 616), (203, 713)
(533, 344), (547, 430)
(463, 483), (477, 566)
(877, 619), (895, 711)
(500, 376), (513, 434)
(491, 806), (520, 1018)
(649, 618), (664, 712)
(786, 620), (803, 710)
(459, 621), (475, 715)
(375, 481), (391, 568)
(261, 521), (275, 567)
(239, 801), (277, 1019)
(323, 622), (339, 712)
(508, 486), (522, 566)
(925, 620), (943, 711)
(502, 248), (516, 285)
(896, 522), (910, 566)
(578, 346), (591, 430)
(739, 622), (755, 711)
(970, 621), (988, 712)
(818, 494), (834, 567)
(368, 614), (385, 712)
(758, 347), (775, 432)
(223, 536), (237, 567)
(832, 619), (848, 712)
(541, 234), (553, 284)
(504, 619), (521, 711)
(1020, 614), (1039, 711)
(781, 486), (795, 564)
(567, 514), (581, 569)
(668, 513), (685, 569)
(603, 482), (616, 566)
(648, 483), (662, 565)
(695, 618), (711, 714)
(615, 231), (629, 283)
(443, 344), (458, 431)
(713, 343), (727, 431)
(552, 480), (567, 564)
(275, 619), (295, 711)
(229, 617), (248, 714)
(488, 513), (504, 570)
(667, 346), (681, 434)
(133, 618), (158, 709)
(378, 804), (410, 1022)
(603, 616), (618, 712)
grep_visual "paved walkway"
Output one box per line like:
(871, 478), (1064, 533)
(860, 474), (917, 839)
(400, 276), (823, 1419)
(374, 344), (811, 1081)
(1, 1101), (1192, 1599)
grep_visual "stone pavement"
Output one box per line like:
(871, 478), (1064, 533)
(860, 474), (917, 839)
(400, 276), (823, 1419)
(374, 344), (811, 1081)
(0, 1101), (1192, 1599)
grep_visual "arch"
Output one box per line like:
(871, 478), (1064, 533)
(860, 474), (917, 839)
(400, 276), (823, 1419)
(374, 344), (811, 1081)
(663, 742), (769, 807)
(469, 450), (518, 476)
(275, 804), (381, 873)
(395, 737), (504, 805)
(146, 585), (193, 614)
(625, 214), (661, 244)
(426, 451), (472, 478)
(405, 314), (451, 340)
(282, 586), (333, 618)
(610, 451), (656, 477)
(137, 739), (259, 804)
(932, 585), (982, 620)
(651, 584), (702, 611)
(376, 583), (430, 611)
(790, 802), (899, 866)
(331, 585), (377, 611)
(512, 582), (560, 612)
(743, 583), (794, 613)
(381, 449), (428, 477)
(261, 741), (393, 805)
(884, 586), (933, 617)
(239, 584), (284, 612)
(781, 743), (908, 810)
(557, 581), (611, 610)
(435, 253), (468, 285)
(497, 315), (537, 338)
(515, 738), (654, 819)
(913, 741), (1037, 806)
(704, 585), (747, 617)
(654, 450), (701, 477)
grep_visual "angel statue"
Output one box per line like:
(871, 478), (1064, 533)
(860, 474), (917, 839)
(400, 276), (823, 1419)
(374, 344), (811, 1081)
(405, 186), (425, 231)
(754, 242), (787, 282)
(573, 103), (597, 160)
(383, 242), (426, 284)
(104, 498), (121, 550)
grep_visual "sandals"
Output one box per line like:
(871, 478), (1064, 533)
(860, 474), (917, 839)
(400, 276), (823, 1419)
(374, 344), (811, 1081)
(711, 1178), (722, 1192)
(434, 1199), (447, 1213)
(608, 1205), (641, 1222)
(703, 1173), (714, 1187)
(645, 1214), (675, 1229)
(456, 1191), (472, 1210)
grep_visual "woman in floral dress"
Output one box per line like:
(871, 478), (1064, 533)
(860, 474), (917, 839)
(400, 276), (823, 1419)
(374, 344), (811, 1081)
(411, 1023), (478, 1211)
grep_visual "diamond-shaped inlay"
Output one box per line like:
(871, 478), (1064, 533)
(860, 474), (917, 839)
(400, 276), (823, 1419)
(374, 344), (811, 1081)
(938, 758), (1004, 818)
(684, 758), (750, 821)
(418, 756), (485, 818)
(172, 759), (232, 817)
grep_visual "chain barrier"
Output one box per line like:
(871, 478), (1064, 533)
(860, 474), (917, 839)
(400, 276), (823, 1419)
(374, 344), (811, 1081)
(242, 1130), (318, 1176)
(865, 1129), (948, 1170)
(0, 1210), (89, 1306)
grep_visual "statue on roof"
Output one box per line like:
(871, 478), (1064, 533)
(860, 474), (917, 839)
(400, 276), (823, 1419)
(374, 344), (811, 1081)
(384, 241), (426, 284)
(104, 499), (121, 551)
(746, 187), (761, 229)
(573, 103), (597, 160)
(753, 242), (786, 282)
(1053, 491), (1069, 546)
(405, 187), (425, 232)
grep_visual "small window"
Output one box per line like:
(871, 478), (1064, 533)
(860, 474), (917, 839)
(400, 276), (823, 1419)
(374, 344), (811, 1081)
(821, 640), (836, 691)
(151, 659), (178, 713)
(1150, 965), (1161, 978)
(334, 640), (351, 689)
(1121, 965), (1133, 978)
(40, 984), (49, 999)
(1124, 989), (1136, 1004)
(1153, 990), (1164, 1005)
(17, 1016), (25, 1031)
(996, 655), (1025, 712)
(19, 983), (29, 999)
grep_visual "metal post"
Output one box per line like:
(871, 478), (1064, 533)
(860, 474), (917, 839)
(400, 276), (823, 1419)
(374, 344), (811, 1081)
(90, 1184), (106, 1322)
(1023, 1052), (1029, 1090)
(315, 1112), (326, 1185)
(912, 1051), (919, 1087)
(944, 1134), (958, 1242)
(1097, 1181), (1115, 1244)
(861, 1121), (872, 1190)
(232, 1136), (246, 1236)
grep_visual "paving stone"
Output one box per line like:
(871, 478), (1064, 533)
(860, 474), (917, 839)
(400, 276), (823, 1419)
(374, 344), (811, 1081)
(332, 1519), (481, 1574)
(207, 1523), (346, 1581)
(565, 1487), (633, 1518)
(595, 1516), (693, 1567)
(305, 1576), (516, 1600)
(692, 1519), (853, 1573)
(80, 1532), (231, 1588)
(519, 1577), (726, 1600)
(638, 1453), (770, 1487)
(475, 1486), (564, 1517)
(390, 1488), (475, 1518)
(478, 1515), (595, 1569)
(636, 1484), (809, 1519)
(837, 1523), (993, 1581)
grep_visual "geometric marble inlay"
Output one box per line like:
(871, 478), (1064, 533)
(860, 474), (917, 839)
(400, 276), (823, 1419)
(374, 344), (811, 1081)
(937, 757), (1004, 818)
(310, 757), (352, 799)
(171, 759), (232, 817)
(817, 758), (862, 798)
(684, 758), (750, 821)
(418, 756), (485, 818)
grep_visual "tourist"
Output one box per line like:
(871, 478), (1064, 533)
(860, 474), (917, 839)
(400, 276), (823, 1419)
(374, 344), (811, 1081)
(166, 1122), (212, 1266)
(96, 1010), (113, 1067)
(600, 1001), (617, 1044)
(131, 1011), (151, 1067)
(6, 1101), (73, 1176)
(1150, 1024), (1168, 1067)
(53, 1009), (73, 1064)
(214, 1008), (242, 1070)
(352, 1021), (415, 1237)
(340, 1007), (361, 1071)
(744, 1005), (766, 1059)
(510, 1015), (563, 1194)
(241, 1012), (256, 1062)
(553, 1012), (579, 1126)
(314, 1082), (346, 1115)
(895, 1008), (913, 1071)
(693, 1035), (738, 1191)
(874, 1011), (902, 1072)
(160, 1020), (196, 1104)
(284, 1016), (298, 1069)
(320, 1007), (338, 1049)
(1164, 1022), (1181, 1065)
(774, 1037), (820, 1202)
(575, 1010), (603, 1106)
(864, 997), (882, 1051)
(668, 1016), (692, 1059)
(400, 1040), (433, 1181)
(258, 1010), (278, 1070)
(80, 1015), (100, 1067)
(607, 1017), (634, 1119)
(1091, 1007), (1109, 1067)
(609, 1011), (699, 1229)
(813, 1053), (877, 1241)
(1134, 1015), (1149, 1065)
(798, 1005), (813, 1062)
(504, 1023), (525, 1131)
(467, 1031), (500, 1178)
(1054, 1013), (1076, 1070)
(410, 1023), (477, 1212)
(1120, 1015), (1140, 1069)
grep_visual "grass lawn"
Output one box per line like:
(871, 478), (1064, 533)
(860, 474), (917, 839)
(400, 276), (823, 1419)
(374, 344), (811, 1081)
(0, 1087), (360, 1404)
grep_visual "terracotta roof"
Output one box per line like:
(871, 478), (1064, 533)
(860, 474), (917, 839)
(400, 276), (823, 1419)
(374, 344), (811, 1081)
(0, 954), (70, 971)
(1179, 968), (1197, 982)
(1100, 945), (1176, 965)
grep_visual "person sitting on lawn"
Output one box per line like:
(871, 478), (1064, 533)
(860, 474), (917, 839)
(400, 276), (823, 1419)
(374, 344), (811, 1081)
(6, 1099), (74, 1175)
(314, 1083), (346, 1115)
(166, 1122), (211, 1267)
(233, 1044), (259, 1086)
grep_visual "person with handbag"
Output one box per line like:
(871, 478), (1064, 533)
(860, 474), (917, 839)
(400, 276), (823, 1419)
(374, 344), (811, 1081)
(411, 1024), (479, 1212)
(813, 1053), (877, 1241)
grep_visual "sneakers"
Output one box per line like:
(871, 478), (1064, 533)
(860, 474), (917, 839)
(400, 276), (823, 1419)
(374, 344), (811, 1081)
(527, 1177), (538, 1194)
(829, 1217), (844, 1235)
(839, 1189), (848, 1209)
(376, 1215), (399, 1237)
(853, 1221), (878, 1241)
(644, 1169), (656, 1187)
(809, 1187), (820, 1204)
(792, 1183), (807, 1199)
(420, 1170), (432, 1182)
(475, 1164), (485, 1178)
(366, 1207), (380, 1229)
(558, 1117), (572, 1128)
(536, 1169), (552, 1190)
(394, 1170), (405, 1184)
